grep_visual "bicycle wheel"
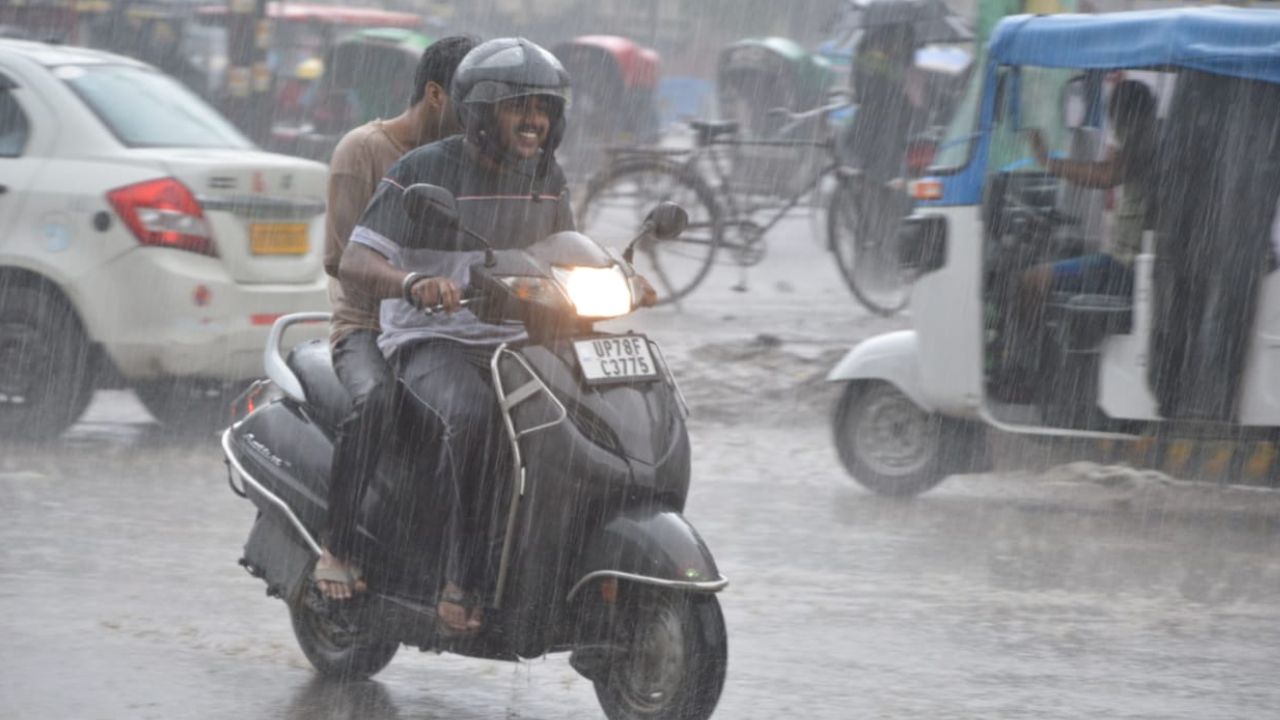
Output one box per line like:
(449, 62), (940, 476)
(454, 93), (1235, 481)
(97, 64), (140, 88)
(578, 158), (722, 305)
(827, 178), (910, 317)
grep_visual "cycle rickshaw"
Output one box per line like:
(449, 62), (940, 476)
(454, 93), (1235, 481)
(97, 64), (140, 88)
(552, 35), (662, 185)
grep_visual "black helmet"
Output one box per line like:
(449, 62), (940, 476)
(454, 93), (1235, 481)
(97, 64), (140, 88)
(451, 38), (572, 166)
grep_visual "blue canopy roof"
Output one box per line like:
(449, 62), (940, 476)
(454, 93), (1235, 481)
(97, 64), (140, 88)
(988, 7), (1280, 84)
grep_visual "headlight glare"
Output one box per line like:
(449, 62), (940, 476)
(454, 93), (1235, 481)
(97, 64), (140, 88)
(553, 266), (634, 318)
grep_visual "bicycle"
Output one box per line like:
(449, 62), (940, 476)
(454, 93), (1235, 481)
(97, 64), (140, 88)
(575, 101), (914, 315)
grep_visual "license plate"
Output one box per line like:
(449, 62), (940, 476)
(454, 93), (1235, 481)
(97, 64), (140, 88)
(249, 223), (309, 255)
(573, 335), (659, 385)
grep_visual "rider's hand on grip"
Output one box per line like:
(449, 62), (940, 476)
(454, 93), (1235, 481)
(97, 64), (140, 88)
(411, 277), (462, 314)
(634, 275), (659, 308)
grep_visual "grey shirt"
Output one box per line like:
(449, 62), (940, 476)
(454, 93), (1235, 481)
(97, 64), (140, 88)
(349, 136), (574, 357)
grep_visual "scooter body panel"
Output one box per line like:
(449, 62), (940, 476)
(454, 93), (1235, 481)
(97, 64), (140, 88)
(491, 342), (698, 657)
(231, 400), (333, 535)
(575, 510), (723, 593)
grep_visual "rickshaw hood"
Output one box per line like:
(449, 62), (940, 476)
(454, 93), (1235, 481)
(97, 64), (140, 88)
(988, 7), (1280, 84)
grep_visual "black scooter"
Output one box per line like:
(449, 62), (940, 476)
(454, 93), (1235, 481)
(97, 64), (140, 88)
(221, 184), (728, 720)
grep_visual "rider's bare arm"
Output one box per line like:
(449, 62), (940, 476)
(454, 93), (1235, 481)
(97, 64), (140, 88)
(324, 172), (376, 278)
(339, 243), (460, 310)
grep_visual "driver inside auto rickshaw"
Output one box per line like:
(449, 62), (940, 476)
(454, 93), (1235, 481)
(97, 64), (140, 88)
(1009, 80), (1158, 379)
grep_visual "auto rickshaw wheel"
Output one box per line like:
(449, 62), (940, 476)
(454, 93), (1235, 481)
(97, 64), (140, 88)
(834, 381), (986, 496)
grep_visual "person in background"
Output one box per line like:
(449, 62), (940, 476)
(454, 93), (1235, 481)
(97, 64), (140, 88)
(841, 19), (921, 278)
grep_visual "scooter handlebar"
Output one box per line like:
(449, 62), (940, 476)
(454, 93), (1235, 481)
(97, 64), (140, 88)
(421, 295), (478, 316)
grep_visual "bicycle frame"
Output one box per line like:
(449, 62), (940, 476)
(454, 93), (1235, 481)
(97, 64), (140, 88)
(693, 102), (851, 245)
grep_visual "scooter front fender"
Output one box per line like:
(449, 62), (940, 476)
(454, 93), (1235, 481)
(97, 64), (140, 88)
(825, 330), (934, 412)
(568, 511), (727, 602)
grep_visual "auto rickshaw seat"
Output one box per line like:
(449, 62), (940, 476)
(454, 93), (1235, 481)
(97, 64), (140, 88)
(690, 120), (739, 145)
(1047, 293), (1132, 352)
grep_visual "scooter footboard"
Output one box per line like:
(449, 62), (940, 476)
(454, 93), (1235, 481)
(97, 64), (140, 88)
(567, 511), (728, 602)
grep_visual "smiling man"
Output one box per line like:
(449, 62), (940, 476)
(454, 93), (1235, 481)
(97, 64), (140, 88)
(337, 38), (574, 635)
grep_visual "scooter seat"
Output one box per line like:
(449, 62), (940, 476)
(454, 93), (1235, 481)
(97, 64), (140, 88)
(286, 338), (352, 428)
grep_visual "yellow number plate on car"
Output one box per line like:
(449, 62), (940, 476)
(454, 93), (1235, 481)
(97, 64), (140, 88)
(250, 223), (309, 255)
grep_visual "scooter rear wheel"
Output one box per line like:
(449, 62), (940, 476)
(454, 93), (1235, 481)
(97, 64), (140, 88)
(594, 589), (727, 720)
(289, 584), (399, 681)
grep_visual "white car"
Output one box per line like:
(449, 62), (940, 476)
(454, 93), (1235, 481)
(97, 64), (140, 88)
(0, 40), (329, 438)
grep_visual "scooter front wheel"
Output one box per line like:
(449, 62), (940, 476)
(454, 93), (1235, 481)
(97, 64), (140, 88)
(289, 583), (399, 681)
(595, 589), (727, 720)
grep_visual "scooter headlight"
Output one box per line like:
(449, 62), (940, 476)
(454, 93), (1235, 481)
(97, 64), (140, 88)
(553, 265), (634, 319)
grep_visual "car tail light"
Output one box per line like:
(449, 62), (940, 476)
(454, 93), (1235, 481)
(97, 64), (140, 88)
(107, 177), (217, 257)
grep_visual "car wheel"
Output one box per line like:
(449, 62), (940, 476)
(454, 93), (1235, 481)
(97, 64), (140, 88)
(0, 286), (94, 440)
(134, 378), (246, 436)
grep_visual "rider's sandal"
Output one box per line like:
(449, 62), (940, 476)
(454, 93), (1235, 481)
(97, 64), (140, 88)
(312, 564), (363, 599)
(436, 586), (483, 637)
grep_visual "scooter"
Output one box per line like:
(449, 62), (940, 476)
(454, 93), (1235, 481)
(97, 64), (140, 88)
(221, 184), (728, 720)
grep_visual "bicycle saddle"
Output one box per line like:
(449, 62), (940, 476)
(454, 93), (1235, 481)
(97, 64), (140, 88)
(690, 120), (739, 145)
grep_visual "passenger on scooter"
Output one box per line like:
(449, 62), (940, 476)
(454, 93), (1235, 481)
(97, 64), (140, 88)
(337, 38), (576, 634)
(1013, 80), (1158, 373)
(317, 36), (478, 602)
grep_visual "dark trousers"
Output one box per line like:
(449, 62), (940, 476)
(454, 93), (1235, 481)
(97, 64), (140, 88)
(396, 340), (507, 593)
(328, 329), (397, 563)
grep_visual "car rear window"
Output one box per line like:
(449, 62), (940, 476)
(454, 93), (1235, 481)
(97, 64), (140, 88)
(56, 64), (253, 149)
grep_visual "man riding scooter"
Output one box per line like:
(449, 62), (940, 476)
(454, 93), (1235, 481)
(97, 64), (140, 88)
(338, 38), (656, 635)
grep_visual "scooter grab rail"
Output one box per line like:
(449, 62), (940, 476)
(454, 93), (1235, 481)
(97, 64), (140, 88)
(264, 312), (332, 404)
(221, 426), (324, 557)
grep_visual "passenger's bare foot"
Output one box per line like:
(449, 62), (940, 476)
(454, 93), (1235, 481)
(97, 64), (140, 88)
(437, 581), (483, 634)
(313, 548), (365, 601)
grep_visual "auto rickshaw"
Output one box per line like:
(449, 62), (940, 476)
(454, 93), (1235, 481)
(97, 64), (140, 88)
(551, 35), (661, 182)
(269, 28), (433, 162)
(715, 37), (835, 197)
(829, 7), (1280, 496)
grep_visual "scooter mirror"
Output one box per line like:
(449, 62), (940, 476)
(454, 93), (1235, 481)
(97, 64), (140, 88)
(646, 202), (688, 240)
(403, 183), (460, 230)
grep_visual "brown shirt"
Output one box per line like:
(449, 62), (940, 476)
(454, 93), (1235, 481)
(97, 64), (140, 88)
(325, 120), (410, 347)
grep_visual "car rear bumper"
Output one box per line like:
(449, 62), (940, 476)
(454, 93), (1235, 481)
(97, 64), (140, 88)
(79, 248), (330, 381)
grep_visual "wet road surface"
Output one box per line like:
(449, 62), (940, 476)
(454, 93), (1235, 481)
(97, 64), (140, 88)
(4, 215), (1280, 718)
(4, 390), (1280, 719)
